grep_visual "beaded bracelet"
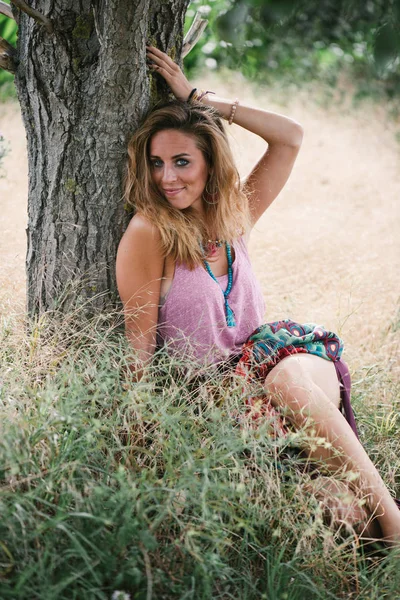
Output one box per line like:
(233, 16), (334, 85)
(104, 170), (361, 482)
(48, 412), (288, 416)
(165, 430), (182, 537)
(228, 98), (239, 125)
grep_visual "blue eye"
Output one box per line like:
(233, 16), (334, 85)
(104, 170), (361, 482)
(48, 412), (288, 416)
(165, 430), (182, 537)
(151, 159), (163, 168)
(150, 158), (189, 168)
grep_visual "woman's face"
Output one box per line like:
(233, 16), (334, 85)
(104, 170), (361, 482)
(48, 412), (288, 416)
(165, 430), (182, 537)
(149, 129), (209, 215)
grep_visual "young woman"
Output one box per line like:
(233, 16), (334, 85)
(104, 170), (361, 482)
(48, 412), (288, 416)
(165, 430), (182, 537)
(116, 45), (400, 546)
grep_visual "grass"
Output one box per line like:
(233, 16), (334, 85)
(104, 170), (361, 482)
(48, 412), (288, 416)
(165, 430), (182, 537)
(0, 303), (399, 599)
(1, 72), (400, 596)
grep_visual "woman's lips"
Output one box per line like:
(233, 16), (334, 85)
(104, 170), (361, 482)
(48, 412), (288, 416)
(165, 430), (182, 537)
(163, 188), (185, 197)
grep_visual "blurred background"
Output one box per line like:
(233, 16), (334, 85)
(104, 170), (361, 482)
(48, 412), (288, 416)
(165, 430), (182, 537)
(1, 0), (400, 102)
(182, 0), (400, 102)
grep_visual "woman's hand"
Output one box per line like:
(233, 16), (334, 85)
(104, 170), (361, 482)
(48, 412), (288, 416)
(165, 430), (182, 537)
(146, 45), (193, 101)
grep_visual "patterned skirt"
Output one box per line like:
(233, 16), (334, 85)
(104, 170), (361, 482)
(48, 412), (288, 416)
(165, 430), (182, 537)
(234, 319), (355, 436)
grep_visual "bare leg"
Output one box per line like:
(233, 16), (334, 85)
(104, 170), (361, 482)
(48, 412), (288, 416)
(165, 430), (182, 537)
(264, 354), (400, 545)
(305, 477), (382, 541)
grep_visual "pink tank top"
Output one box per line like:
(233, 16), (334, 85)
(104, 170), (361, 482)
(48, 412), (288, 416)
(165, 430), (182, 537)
(157, 237), (265, 365)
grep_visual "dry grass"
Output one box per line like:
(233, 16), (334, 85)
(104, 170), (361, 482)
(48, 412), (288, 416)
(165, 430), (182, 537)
(1, 82), (400, 596)
(1, 79), (399, 375)
(0, 102), (27, 310)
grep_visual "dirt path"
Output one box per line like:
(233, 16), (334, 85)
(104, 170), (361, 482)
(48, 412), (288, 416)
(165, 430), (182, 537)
(1, 84), (399, 373)
(0, 102), (28, 313)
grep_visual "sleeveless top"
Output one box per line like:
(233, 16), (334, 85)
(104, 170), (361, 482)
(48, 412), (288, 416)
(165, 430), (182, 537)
(157, 237), (265, 365)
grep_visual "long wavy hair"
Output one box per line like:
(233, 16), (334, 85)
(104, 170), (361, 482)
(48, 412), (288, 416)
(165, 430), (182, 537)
(125, 100), (250, 269)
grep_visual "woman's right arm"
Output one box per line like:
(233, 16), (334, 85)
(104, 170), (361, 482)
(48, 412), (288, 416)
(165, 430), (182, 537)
(116, 214), (164, 379)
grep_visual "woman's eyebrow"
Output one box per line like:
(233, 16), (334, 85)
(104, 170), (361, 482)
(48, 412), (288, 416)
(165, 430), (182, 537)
(150, 153), (192, 159)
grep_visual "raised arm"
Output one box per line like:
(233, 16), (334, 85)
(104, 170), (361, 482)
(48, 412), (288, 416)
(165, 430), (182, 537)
(116, 214), (164, 379)
(146, 45), (303, 227)
(202, 96), (303, 225)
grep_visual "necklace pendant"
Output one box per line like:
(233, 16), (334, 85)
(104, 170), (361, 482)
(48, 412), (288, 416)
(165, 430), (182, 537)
(225, 302), (236, 328)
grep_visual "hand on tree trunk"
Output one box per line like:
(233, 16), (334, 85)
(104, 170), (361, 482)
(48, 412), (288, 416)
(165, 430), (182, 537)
(146, 45), (193, 101)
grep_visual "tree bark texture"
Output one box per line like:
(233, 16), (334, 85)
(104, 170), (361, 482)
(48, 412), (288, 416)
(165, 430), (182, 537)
(14, 0), (190, 317)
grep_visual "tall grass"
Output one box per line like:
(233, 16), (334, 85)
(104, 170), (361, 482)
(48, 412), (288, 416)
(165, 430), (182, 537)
(0, 305), (399, 599)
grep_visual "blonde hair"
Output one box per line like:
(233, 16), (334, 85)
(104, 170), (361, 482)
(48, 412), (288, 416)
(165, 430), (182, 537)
(125, 100), (250, 269)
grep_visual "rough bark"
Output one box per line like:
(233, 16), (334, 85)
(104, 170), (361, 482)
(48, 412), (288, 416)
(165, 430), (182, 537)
(14, 0), (190, 317)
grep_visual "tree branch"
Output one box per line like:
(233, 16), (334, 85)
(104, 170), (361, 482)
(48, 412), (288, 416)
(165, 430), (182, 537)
(0, 1), (14, 19)
(11, 0), (53, 33)
(182, 11), (208, 58)
(0, 36), (17, 73)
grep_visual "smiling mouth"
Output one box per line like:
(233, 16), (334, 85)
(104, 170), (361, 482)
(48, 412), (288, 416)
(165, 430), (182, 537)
(163, 188), (185, 196)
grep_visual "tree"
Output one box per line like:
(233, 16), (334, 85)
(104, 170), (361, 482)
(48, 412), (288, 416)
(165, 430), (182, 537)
(0, 0), (192, 317)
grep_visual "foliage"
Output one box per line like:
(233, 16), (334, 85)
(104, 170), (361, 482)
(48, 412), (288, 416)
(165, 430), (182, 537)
(0, 0), (17, 95)
(185, 0), (400, 97)
(0, 305), (399, 598)
(1, 1), (400, 101)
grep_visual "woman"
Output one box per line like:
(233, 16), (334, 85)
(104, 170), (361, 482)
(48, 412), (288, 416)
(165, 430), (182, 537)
(116, 45), (400, 546)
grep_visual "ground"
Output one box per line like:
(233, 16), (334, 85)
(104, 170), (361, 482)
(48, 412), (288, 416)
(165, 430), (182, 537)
(0, 78), (399, 380)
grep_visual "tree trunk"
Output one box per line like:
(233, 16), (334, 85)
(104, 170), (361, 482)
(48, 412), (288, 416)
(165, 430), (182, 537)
(14, 0), (190, 317)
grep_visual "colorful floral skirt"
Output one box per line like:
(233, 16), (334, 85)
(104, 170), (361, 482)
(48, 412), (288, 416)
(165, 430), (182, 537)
(234, 319), (357, 437)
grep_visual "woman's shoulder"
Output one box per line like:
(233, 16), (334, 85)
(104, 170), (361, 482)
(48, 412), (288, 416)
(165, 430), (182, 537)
(117, 213), (164, 267)
(123, 213), (162, 241)
(235, 231), (251, 251)
(120, 213), (161, 248)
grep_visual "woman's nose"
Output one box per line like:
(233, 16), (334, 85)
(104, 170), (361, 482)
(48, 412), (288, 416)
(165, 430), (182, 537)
(161, 165), (178, 183)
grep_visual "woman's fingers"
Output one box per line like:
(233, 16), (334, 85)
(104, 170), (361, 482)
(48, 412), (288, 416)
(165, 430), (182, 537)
(146, 45), (192, 101)
(150, 65), (171, 80)
(147, 58), (175, 83)
(147, 51), (175, 76)
(146, 45), (178, 71)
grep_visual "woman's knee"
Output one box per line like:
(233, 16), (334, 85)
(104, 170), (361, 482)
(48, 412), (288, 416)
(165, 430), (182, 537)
(264, 354), (340, 410)
(264, 355), (314, 410)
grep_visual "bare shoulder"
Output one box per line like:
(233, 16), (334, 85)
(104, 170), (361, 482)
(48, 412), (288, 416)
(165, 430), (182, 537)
(116, 213), (164, 284)
(118, 214), (163, 262)
(120, 213), (162, 248)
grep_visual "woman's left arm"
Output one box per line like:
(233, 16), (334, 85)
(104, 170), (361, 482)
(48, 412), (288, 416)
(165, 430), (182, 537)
(146, 45), (303, 226)
(202, 95), (304, 225)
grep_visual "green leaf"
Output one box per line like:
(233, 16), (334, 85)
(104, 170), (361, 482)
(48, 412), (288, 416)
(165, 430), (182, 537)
(215, 2), (249, 44)
(259, 0), (298, 25)
(373, 22), (400, 72)
(0, 14), (18, 45)
(139, 529), (158, 551)
(394, 0), (400, 22)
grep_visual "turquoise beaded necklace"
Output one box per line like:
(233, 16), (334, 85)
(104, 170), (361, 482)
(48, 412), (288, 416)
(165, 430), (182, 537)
(203, 241), (236, 328)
